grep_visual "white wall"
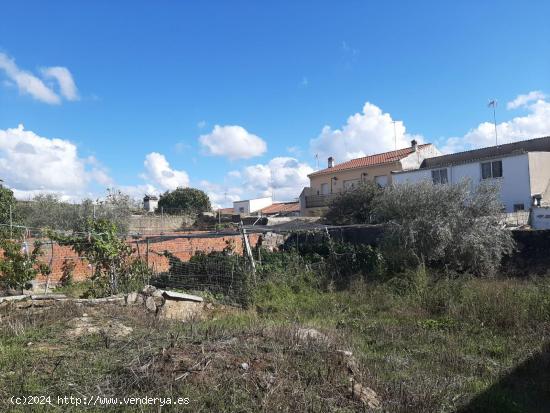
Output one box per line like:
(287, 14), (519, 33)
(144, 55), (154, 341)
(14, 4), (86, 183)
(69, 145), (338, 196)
(532, 207), (550, 230)
(393, 153), (532, 212)
(233, 196), (273, 215)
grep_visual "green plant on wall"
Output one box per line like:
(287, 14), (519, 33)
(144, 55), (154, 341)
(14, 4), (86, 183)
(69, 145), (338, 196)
(0, 239), (50, 293)
(50, 218), (146, 296)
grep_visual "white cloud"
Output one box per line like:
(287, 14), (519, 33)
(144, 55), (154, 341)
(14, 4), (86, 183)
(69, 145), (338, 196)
(199, 125), (267, 160)
(197, 180), (242, 209)
(42, 66), (79, 101)
(441, 92), (550, 153)
(310, 102), (422, 163)
(0, 52), (79, 104)
(0, 53), (60, 104)
(0, 125), (111, 199)
(241, 157), (313, 201)
(507, 91), (546, 110)
(141, 152), (189, 191)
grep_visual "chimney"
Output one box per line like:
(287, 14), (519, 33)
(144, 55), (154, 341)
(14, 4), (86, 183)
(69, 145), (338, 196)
(328, 156), (335, 168)
(411, 139), (418, 151)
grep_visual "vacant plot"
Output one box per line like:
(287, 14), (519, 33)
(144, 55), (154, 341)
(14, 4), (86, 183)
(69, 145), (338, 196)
(1, 276), (549, 412)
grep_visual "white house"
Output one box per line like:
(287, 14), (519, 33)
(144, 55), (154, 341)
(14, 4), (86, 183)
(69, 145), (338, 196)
(392, 136), (550, 213)
(143, 194), (159, 213)
(233, 196), (273, 215)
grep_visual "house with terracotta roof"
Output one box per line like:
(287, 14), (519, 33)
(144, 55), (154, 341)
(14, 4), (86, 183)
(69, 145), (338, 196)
(299, 140), (441, 216)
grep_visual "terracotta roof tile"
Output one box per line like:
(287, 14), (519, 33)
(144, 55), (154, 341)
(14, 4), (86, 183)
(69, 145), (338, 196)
(309, 144), (431, 177)
(260, 202), (300, 215)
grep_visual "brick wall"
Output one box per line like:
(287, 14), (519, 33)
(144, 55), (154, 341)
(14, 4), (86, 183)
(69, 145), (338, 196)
(32, 232), (260, 284)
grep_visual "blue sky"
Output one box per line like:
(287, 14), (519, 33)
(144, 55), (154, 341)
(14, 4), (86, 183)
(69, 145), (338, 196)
(1, 0), (549, 206)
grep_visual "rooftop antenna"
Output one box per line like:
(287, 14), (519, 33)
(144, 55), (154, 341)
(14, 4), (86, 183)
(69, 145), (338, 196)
(392, 121), (397, 150)
(488, 99), (498, 146)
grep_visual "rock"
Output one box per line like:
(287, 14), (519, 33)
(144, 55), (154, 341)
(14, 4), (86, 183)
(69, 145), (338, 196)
(145, 296), (157, 312)
(126, 292), (139, 305)
(152, 289), (164, 298)
(158, 299), (204, 321)
(350, 382), (381, 409)
(82, 313), (88, 317)
(162, 290), (203, 302)
(240, 362), (249, 370)
(0, 295), (27, 304)
(336, 350), (353, 357)
(296, 327), (328, 342)
(31, 294), (67, 300)
(142, 285), (157, 295)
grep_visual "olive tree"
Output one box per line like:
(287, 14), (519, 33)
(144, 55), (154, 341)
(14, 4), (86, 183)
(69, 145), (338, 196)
(376, 180), (514, 276)
(324, 181), (382, 225)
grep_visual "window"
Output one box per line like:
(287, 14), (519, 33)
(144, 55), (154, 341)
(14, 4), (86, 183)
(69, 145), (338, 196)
(320, 183), (329, 195)
(343, 179), (360, 190)
(431, 168), (448, 185)
(481, 160), (503, 179)
(374, 175), (388, 187)
(513, 204), (525, 212)
(239, 207), (245, 213)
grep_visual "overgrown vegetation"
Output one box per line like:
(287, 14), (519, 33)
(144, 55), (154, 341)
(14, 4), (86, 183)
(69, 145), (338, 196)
(49, 219), (150, 297)
(325, 180), (515, 276)
(1, 271), (549, 412)
(0, 239), (50, 293)
(324, 181), (381, 225)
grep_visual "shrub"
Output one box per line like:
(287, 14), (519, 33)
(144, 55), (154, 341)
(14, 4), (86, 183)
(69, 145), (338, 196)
(0, 239), (50, 292)
(376, 180), (514, 276)
(50, 219), (149, 297)
(324, 181), (382, 225)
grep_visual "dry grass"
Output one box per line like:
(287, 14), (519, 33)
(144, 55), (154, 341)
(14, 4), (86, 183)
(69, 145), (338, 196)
(1, 275), (549, 412)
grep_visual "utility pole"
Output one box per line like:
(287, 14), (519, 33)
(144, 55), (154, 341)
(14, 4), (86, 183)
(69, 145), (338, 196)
(488, 99), (498, 146)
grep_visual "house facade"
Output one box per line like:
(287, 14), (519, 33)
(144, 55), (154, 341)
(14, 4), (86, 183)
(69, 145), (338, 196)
(143, 194), (159, 213)
(300, 140), (440, 216)
(393, 136), (550, 213)
(233, 196), (273, 215)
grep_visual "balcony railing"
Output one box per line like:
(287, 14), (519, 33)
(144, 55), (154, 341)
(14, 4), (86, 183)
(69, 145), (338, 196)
(304, 194), (337, 208)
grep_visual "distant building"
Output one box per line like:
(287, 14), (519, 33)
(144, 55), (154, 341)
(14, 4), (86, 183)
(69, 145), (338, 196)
(393, 136), (550, 213)
(143, 194), (159, 213)
(300, 140), (440, 216)
(233, 196), (273, 215)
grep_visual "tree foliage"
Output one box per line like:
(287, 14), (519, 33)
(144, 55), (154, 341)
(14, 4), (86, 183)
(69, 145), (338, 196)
(0, 239), (50, 292)
(49, 219), (147, 296)
(19, 189), (135, 234)
(324, 181), (382, 225)
(157, 187), (211, 215)
(376, 180), (515, 276)
(0, 186), (22, 239)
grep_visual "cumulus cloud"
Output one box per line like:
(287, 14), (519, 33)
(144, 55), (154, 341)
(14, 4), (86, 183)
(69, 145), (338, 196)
(241, 157), (313, 201)
(507, 90), (546, 110)
(199, 125), (267, 160)
(0, 125), (111, 199)
(0, 52), (78, 104)
(141, 152), (189, 191)
(441, 92), (550, 153)
(197, 180), (242, 209)
(42, 66), (79, 101)
(310, 102), (422, 164)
